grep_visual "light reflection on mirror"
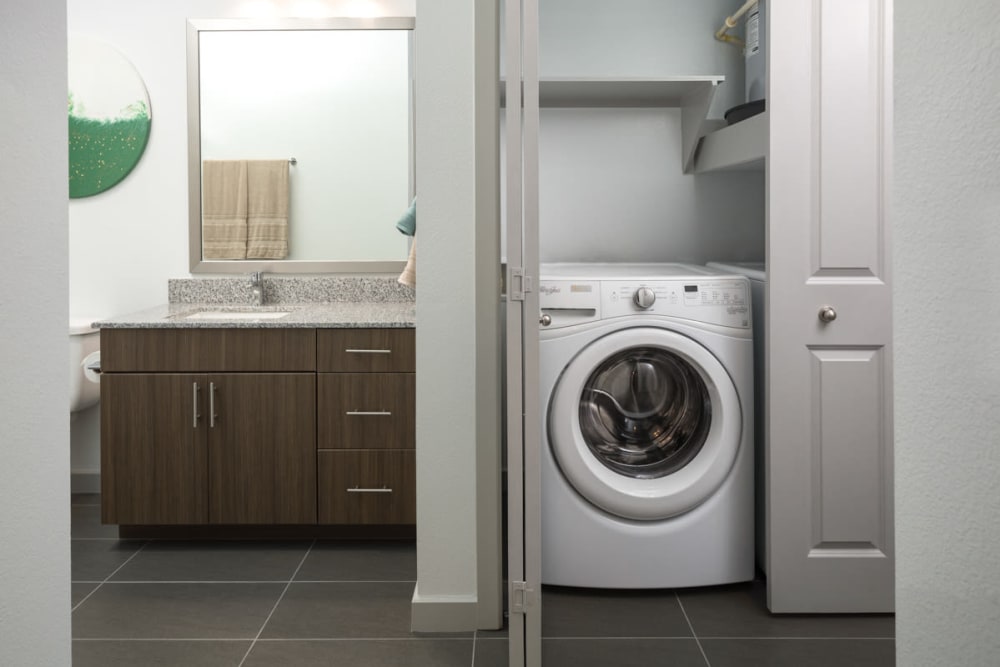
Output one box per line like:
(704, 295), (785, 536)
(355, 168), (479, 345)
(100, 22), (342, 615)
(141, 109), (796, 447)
(187, 18), (414, 273)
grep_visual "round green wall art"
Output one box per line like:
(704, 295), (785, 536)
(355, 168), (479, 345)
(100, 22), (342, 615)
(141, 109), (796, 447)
(68, 35), (151, 198)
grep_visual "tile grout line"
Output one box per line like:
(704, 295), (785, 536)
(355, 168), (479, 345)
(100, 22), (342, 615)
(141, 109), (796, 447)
(70, 579), (418, 585)
(75, 636), (474, 642)
(675, 591), (712, 667)
(71, 537), (143, 541)
(237, 538), (315, 667)
(72, 540), (151, 614)
(542, 635), (702, 640)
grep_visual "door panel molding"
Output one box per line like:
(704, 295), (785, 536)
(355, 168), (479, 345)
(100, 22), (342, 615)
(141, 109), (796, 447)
(808, 346), (890, 553)
(816, 0), (888, 277)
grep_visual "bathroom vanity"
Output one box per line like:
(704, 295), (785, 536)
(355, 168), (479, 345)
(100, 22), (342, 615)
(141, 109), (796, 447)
(94, 277), (416, 536)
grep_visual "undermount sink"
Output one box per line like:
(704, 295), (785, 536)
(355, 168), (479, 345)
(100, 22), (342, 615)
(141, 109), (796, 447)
(183, 310), (291, 320)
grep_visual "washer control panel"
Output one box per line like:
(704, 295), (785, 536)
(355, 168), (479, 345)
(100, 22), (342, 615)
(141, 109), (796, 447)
(605, 279), (750, 328)
(538, 274), (751, 329)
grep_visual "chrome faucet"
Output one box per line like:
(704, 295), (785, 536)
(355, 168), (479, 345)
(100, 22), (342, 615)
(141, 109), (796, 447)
(250, 271), (264, 306)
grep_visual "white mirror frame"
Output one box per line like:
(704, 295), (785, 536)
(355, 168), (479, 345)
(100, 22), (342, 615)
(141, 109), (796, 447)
(187, 17), (415, 274)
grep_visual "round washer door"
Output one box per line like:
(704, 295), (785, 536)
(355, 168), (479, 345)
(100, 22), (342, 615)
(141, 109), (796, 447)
(548, 326), (742, 520)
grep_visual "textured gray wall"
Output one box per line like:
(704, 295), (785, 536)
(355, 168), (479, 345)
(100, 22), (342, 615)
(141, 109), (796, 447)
(0, 0), (71, 663)
(895, 1), (1000, 664)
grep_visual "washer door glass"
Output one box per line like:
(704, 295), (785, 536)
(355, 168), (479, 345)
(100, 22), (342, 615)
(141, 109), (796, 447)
(548, 327), (743, 520)
(580, 347), (711, 479)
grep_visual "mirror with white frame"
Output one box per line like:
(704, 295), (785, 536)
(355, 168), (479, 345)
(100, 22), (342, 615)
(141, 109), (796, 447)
(187, 17), (414, 273)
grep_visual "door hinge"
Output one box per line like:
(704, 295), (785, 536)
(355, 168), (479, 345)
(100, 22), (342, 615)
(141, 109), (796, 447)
(510, 580), (536, 614)
(507, 267), (533, 302)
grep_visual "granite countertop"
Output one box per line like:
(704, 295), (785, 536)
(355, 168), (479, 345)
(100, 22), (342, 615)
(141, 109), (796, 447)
(94, 301), (415, 329)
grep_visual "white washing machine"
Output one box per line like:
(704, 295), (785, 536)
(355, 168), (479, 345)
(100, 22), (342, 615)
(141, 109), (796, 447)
(539, 263), (754, 588)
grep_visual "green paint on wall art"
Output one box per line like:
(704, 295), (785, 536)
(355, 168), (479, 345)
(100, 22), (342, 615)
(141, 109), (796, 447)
(69, 101), (150, 198)
(68, 34), (153, 199)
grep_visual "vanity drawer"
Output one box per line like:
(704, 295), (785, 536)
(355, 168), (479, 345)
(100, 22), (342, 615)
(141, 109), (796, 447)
(318, 450), (416, 524)
(317, 328), (414, 373)
(318, 373), (415, 450)
(101, 328), (316, 372)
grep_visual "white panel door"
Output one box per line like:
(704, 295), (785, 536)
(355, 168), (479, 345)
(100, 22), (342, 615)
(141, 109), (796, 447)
(767, 0), (894, 612)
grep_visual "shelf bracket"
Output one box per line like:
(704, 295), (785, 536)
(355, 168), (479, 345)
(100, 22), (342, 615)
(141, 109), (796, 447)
(680, 79), (722, 174)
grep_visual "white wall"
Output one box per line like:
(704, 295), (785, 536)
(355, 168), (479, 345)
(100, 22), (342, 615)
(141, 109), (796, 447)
(536, 108), (764, 264)
(895, 1), (1000, 665)
(411, 0), (491, 631)
(0, 0), (71, 664)
(67, 0), (416, 486)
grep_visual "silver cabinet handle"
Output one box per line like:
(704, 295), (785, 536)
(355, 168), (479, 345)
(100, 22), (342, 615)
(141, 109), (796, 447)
(819, 305), (838, 323)
(192, 382), (201, 429)
(345, 348), (392, 354)
(347, 487), (393, 493)
(209, 382), (217, 428)
(346, 411), (392, 416)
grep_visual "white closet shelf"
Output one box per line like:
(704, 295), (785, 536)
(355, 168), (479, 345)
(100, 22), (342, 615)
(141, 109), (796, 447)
(693, 111), (767, 173)
(499, 75), (722, 107)
(500, 75), (725, 173)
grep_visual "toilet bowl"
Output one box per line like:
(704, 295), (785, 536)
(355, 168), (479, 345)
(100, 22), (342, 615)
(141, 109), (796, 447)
(70, 318), (101, 413)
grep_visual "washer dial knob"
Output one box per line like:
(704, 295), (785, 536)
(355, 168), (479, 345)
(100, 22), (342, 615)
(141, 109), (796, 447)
(633, 286), (656, 309)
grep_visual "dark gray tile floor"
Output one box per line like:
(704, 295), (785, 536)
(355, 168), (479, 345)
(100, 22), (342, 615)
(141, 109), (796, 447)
(72, 493), (894, 666)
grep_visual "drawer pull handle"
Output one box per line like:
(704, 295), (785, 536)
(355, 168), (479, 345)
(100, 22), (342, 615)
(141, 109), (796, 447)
(347, 487), (393, 493)
(209, 382), (217, 428)
(346, 411), (392, 416)
(345, 348), (391, 354)
(192, 382), (201, 428)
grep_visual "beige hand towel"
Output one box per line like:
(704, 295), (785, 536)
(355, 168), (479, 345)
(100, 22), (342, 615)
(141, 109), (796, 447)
(246, 160), (289, 259)
(398, 237), (416, 288)
(202, 160), (248, 259)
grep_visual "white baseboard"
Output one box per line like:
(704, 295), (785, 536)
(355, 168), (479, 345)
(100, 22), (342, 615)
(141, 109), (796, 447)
(71, 471), (100, 494)
(410, 585), (480, 632)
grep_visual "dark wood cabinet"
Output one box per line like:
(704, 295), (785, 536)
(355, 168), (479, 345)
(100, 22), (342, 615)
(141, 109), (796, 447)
(317, 328), (415, 373)
(317, 328), (416, 525)
(100, 326), (414, 530)
(318, 373), (416, 450)
(207, 373), (316, 524)
(101, 329), (317, 526)
(101, 373), (208, 525)
(318, 450), (416, 524)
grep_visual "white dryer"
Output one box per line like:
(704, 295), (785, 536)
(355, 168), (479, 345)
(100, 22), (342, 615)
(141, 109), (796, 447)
(539, 263), (754, 588)
(706, 261), (767, 573)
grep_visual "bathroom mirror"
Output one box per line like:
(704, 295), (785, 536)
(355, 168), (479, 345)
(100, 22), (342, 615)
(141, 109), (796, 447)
(187, 17), (414, 273)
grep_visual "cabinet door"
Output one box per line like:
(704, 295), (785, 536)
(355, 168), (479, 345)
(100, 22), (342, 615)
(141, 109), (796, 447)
(768, 0), (893, 612)
(207, 373), (317, 524)
(101, 374), (208, 524)
(318, 373), (415, 449)
(318, 450), (416, 524)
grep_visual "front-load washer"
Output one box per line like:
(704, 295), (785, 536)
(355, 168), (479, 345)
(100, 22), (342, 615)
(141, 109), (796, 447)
(539, 263), (754, 588)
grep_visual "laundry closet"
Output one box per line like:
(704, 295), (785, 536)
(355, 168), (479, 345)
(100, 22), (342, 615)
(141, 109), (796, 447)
(503, 0), (893, 640)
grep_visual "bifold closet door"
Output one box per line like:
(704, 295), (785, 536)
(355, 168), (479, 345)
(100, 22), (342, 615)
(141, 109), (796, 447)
(505, 0), (541, 664)
(767, 0), (894, 612)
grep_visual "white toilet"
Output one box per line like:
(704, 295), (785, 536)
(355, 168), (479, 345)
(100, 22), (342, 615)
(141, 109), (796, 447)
(70, 318), (101, 413)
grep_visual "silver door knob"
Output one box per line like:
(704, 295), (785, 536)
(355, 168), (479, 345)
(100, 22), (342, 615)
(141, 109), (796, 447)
(540, 313), (552, 326)
(818, 306), (837, 323)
